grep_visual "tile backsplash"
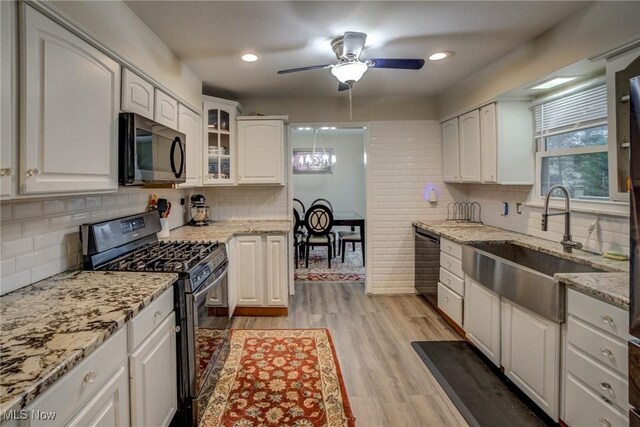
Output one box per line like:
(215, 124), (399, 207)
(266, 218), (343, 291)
(202, 186), (288, 220)
(0, 188), (187, 295)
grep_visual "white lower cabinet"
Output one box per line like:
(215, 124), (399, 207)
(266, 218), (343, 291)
(437, 282), (463, 326)
(463, 277), (501, 366)
(501, 299), (560, 420)
(235, 234), (288, 308)
(564, 373), (628, 427)
(129, 313), (177, 427)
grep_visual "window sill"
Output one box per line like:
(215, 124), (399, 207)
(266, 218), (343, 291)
(525, 198), (630, 218)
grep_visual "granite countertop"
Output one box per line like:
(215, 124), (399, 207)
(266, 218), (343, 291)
(164, 220), (291, 243)
(555, 272), (630, 310)
(413, 220), (630, 309)
(0, 270), (178, 416)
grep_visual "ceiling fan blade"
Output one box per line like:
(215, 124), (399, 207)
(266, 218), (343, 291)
(342, 32), (367, 59)
(338, 82), (350, 92)
(367, 58), (425, 70)
(277, 64), (332, 74)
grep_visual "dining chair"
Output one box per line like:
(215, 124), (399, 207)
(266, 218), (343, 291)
(293, 198), (305, 215)
(304, 204), (335, 268)
(311, 198), (333, 211)
(338, 230), (364, 266)
(293, 208), (306, 268)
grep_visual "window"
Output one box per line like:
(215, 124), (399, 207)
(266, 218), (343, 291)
(534, 82), (609, 200)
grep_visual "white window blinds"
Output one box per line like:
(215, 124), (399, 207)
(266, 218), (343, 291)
(533, 83), (607, 137)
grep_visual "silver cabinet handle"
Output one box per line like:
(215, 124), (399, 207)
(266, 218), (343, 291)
(154, 310), (162, 319)
(446, 278), (451, 284)
(175, 325), (181, 333)
(600, 381), (612, 390)
(601, 315), (614, 325)
(444, 296), (449, 303)
(599, 417), (611, 427)
(26, 168), (40, 176)
(0, 167), (13, 176)
(83, 371), (97, 384)
(600, 347), (614, 359)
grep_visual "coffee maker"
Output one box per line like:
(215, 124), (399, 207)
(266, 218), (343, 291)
(188, 194), (212, 226)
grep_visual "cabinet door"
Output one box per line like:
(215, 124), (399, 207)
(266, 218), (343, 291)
(154, 88), (178, 129)
(177, 104), (202, 187)
(464, 277), (500, 366)
(21, 5), (120, 194)
(237, 120), (283, 184)
(235, 236), (263, 306)
(459, 110), (481, 183)
(502, 299), (559, 420)
(265, 235), (288, 307)
(480, 104), (497, 183)
(129, 313), (177, 427)
(121, 68), (154, 119)
(227, 238), (238, 316)
(66, 365), (130, 427)
(0, 1), (16, 199)
(442, 118), (460, 182)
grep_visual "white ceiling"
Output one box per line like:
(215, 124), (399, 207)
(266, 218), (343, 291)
(125, 1), (590, 99)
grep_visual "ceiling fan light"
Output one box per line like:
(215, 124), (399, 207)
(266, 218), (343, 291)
(331, 62), (368, 83)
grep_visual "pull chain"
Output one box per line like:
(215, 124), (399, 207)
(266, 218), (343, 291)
(349, 85), (353, 120)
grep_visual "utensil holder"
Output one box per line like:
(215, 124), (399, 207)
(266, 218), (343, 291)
(158, 218), (170, 238)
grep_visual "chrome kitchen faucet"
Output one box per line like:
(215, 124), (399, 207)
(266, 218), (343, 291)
(541, 184), (582, 253)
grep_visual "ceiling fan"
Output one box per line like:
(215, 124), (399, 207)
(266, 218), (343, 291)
(277, 31), (425, 91)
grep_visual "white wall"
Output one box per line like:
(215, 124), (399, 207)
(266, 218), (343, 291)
(367, 121), (467, 295)
(292, 130), (365, 216)
(0, 188), (188, 295)
(436, 1), (640, 119)
(51, 0), (202, 109)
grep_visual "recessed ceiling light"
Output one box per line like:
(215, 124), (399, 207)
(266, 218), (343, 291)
(531, 76), (578, 90)
(429, 51), (453, 61)
(241, 53), (258, 62)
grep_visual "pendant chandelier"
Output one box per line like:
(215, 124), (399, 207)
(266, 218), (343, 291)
(299, 129), (336, 169)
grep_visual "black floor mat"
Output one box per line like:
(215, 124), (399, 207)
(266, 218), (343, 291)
(411, 341), (555, 427)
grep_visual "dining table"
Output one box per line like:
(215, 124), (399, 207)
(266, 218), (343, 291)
(332, 211), (365, 266)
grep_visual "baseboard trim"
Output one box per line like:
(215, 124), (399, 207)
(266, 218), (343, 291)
(367, 287), (419, 295)
(233, 306), (288, 317)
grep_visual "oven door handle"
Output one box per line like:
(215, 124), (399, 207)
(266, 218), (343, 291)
(192, 264), (229, 301)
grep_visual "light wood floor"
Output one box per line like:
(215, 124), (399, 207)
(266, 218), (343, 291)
(231, 282), (469, 427)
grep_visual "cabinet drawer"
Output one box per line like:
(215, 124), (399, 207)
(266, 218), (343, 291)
(568, 289), (629, 341)
(564, 373), (628, 427)
(566, 345), (628, 411)
(128, 287), (174, 351)
(26, 328), (127, 426)
(441, 238), (462, 259)
(440, 252), (463, 279)
(567, 316), (627, 375)
(439, 267), (464, 296)
(438, 282), (463, 327)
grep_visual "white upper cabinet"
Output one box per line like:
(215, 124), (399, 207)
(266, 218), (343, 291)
(442, 118), (460, 183)
(237, 118), (285, 185)
(458, 110), (482, 182)
(177, 104), (202, 188)
(203, 96), (238, 185)
(121, 68), (154, 119)
(154, 88), (178, 129)
(1, 1), (16, 199)
(20, 5), (120, 194)
(480, 103), (497, 183)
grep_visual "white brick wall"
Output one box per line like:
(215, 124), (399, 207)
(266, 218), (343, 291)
(0, 188), (187, 295)
(202, 186), (288, 220)
(461, 184), (630, 255)
(367, 121), (464, 294)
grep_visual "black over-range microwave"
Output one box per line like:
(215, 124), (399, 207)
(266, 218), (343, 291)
(119, 112), (186, 185)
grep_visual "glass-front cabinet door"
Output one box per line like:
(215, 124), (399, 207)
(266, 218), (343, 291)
(202, 96), (238, 185)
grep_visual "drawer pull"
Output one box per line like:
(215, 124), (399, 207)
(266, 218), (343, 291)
(154, 310), (162, 319)
(600, 381), (612, 390)
(446, 278), (451, 284)
(600, 347), (614, 359)
(601, 315), (614, 325)
(0, 167), (13, 177)
(444, 296), (449, 303)
(447, 262), (452, 268)
(83, 371), (97, 384)
(599, 417), (612, 427)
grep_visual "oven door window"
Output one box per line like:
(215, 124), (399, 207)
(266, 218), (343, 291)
(135, 128), (184, 181)
(194, 277), (229, 393)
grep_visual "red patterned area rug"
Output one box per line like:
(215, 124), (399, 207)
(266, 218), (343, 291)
(294, 243), (365, 283)
(200, 329), (355, 427)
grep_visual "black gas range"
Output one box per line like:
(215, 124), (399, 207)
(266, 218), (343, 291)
(81, 211), (230, 426)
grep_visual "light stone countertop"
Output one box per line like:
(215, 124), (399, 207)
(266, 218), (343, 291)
(413, 220), (630, 309)
(0, 270), (178, 417)
(554, 272), (630, 310)
(163, 220), (291, 243)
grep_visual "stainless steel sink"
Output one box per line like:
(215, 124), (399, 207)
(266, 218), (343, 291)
(462, 243), (604, 322)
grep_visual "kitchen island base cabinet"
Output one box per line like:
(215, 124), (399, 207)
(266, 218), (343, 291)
(501, 299), (560, 421)
(464, 277), (500, 366)
(129, 313), (177, 427)
(233, 235), (288, 311)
